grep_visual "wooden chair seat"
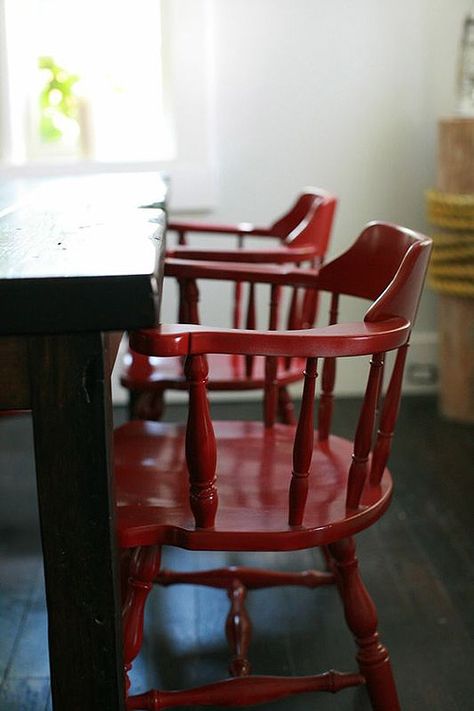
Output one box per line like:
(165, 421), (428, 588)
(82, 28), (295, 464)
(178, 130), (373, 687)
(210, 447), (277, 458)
(121, 352), (306, 392)
(116, 420), (392, 551)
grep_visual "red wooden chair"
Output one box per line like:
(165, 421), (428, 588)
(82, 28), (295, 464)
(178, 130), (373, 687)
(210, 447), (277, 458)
(117, 222), (432, 710)
(166, 187), (336, 265)
(121, 188), (337, 422)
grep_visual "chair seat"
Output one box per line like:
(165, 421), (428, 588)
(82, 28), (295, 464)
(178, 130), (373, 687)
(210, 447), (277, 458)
(115, 420), (392, 551)
(121, 352), (306, 391)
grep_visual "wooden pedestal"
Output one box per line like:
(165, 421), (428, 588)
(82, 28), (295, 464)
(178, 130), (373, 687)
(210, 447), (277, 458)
(438, 117), (474, 194)
(438, 294), (474, 422)
(436, 118), (474, 423)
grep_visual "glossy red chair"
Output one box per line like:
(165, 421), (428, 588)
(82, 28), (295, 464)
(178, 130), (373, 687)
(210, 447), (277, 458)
(121, 188), (337, 422)
(117, 222), (432, 710)
(166, 187), (336, 265)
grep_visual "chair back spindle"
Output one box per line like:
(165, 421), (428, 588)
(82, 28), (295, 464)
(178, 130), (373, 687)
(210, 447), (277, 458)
(184, 354), (218, 528)
(300, 257), (320, 329)
(376, 357), (385, 412)
(328, 291), (340, 325)
(318, 357), (336, 442)
(287, 285), (301, 330)
(184, 278), (200, 325)
(177, 229), (187, 246)
(232, 235), (245, 329)
(233, 281), (243, 329)
(284, 278), (302, 370)
(263, 356), (279, 428)
(346, 352), (385, 509)
(177, 279), (188, 324)
(268, 284), (281, 331)
(370, 344), (408, 486)
(318, 293), (340, 441)
(263, 284), (282, 426)
(245, 283), (257, 378)
(178, 278), (201, 325)
(288, 357), (318, 526)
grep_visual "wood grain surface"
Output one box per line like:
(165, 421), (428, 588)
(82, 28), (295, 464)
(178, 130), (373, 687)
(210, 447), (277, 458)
(0, 174), (167, 335)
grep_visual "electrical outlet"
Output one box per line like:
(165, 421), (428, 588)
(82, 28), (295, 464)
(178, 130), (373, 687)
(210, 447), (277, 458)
(406, 363), (438, 386)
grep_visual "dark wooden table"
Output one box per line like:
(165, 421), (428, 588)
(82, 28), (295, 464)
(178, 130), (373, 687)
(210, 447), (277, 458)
(0, 172), (167, 710)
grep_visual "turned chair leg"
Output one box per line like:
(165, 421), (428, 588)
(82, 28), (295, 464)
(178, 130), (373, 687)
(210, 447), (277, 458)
(278, 386), (296, 425)
(127, 391), (139, 421)
(320, 545), (335, 574)
(122, 546), (162, 694)
(120, 549), (133, 606)
(226, 580), (252, 677)
(327, 538), (400, 711)
(133, 390), (166, 421)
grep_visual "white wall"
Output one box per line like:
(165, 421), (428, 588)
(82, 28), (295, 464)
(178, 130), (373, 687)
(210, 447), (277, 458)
(114, 0), (473, 402)
(157, 0), (473, 396)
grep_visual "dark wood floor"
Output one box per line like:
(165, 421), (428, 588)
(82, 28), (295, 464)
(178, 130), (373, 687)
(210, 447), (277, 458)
(1, 396), (473, 710)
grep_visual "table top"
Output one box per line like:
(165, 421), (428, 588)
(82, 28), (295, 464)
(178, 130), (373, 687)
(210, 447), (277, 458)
(0, 172), (167, 335)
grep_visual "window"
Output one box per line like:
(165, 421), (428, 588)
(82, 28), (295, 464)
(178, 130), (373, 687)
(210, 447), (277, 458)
(0, 0), (216, 210)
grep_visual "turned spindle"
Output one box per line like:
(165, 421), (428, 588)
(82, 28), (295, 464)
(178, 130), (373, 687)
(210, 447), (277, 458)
(226, 580), (252, 677)
(245, 282), (257, 378)
(346, 353), (384, 509)
(184, 354), (218, 528)
(370, 345), (408, 485)
(318, 293), (339, 440)
(289, 357), (318, 526)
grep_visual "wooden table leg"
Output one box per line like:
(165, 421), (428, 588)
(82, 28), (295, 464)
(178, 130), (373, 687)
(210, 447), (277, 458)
(28, 332), (125, 711)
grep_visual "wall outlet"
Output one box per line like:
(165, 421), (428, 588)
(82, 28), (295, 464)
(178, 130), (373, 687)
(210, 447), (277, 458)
(406, 362), (438, 386)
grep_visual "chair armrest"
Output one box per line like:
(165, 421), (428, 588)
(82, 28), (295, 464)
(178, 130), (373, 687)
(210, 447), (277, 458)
(129, 318), (410, 360)
(166, 246), (317, 264)
(164, 259), (319, 288)
(167, 220), (274, 237)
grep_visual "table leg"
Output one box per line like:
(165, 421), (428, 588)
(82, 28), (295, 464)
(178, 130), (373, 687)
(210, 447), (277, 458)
(28, 333), (125, 711)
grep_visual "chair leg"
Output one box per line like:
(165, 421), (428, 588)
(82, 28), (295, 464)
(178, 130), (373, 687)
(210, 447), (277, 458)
(127, 391), (138, 421)
(122, 546), (162, 693)
(133, 390), (166, 421)
(327, 538), (400, 711)
(278, 386), (296, 424)
(120, 548), (133, 606)
(320, 545), (335, 574)
(226, 580), (252, 677)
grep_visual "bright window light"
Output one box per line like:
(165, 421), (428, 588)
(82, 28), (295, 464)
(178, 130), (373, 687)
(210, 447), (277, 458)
(2, 0), (174, 164)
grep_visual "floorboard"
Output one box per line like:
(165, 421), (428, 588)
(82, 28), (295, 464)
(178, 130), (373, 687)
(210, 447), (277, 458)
(0, 396), (473, 709)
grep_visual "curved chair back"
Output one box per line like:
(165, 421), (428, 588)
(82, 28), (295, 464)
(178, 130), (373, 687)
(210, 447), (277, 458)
(317, 222), (430, 308)
(280, 189), (337, 260)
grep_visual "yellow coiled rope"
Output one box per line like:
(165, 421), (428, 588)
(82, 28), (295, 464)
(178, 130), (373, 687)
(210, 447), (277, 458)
(425, 190), (474, 229)
(425, 190), (474, 297)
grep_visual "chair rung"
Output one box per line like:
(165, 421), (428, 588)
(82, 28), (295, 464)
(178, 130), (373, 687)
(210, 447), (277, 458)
(155, 566), (335, 589)
(127, 671), (365, 709)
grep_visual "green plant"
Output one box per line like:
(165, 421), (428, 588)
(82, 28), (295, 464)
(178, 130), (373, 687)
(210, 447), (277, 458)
(38, 56), (80, 143)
